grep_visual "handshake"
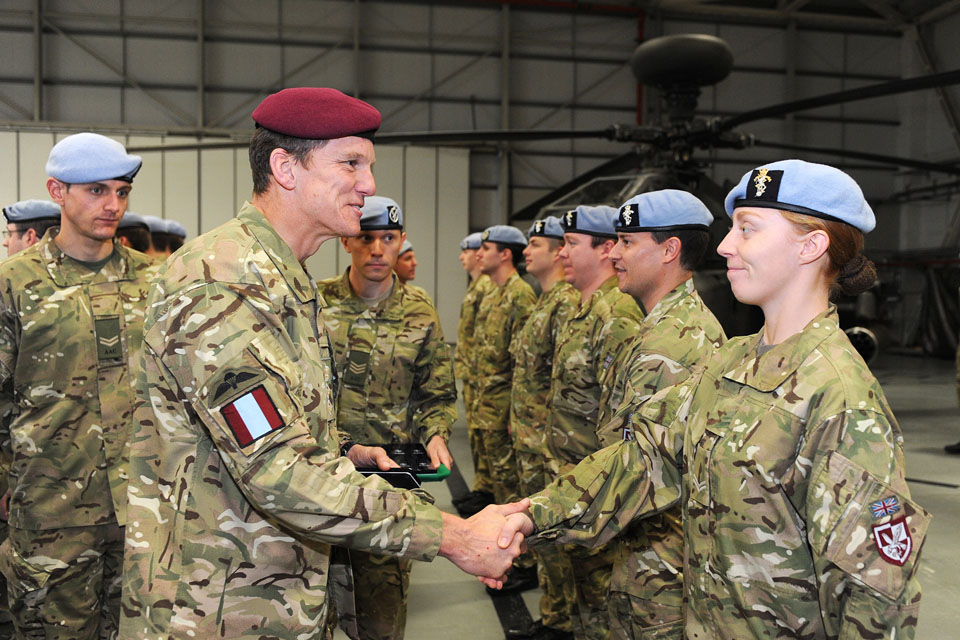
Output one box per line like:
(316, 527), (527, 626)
(437, 499), (537, 589)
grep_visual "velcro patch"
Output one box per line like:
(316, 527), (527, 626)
(94, 316), (123, 361)
(873, 516), (912, 567)
(221, 385), (285, 448)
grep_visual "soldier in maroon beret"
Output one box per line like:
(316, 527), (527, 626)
(120, 88), (531, 640)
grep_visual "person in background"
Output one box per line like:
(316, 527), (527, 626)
(0, 132), (158, 639)
(1, 200), (61, 258)
(115, 212), (152, 254)
(319, 196), (456, 640)
(395, 239), (417, 284)
(499, 160), (931, 640)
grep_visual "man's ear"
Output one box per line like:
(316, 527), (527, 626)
(22, 228), (39, 246)
(661, 236), (682, 265)
(46, 178), (66, 205)
(269, 148), (298, 191)
(118, 236), (132, 248)
(598, 238), (616, 259)
(340, 236), (353, 253)
(799, 229), (830, 266)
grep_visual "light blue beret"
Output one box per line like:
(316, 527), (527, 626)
(46, 133), (142, 184)
(360, 196), (403, 230)
(164, 220), (187, 238)
(399, 239), (413, 255)
(482, 225), (527, 247)
(460, 232), (483, 251)
(617, 190), (713, 232)
(560, 205), (618, 238)
(143, 215), (166, 234)
(724, 159), (875, 233)
(117, 212), (149, 230)
(3, 199), (61, 223)
(528, 215), (565, 240)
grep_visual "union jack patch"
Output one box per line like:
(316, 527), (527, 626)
(870, 496), (900, 519)
(603, 354), (614, 369)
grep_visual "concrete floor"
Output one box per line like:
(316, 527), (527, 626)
(335, 352), (959, 639)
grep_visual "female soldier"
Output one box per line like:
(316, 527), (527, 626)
(498, 160), (930, 640)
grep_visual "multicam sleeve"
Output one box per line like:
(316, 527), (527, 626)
(528, 381), (688, 548)
(411, 312), (458, 444)
(156, 283), (443, 560)
(804, 410), (930, 639)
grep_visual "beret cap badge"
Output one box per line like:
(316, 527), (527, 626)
(753, 168), (773, 197)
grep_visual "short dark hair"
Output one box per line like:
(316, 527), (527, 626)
(650, 228), (710, 271)
(116, 227), (151, 253)
(590, 235), (614, 248)
(494, 242), (526, 269)
(14, 219), (59, 241)
(249, 127), (328, 195)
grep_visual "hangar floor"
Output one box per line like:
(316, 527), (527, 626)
(334, 353), (958, 640)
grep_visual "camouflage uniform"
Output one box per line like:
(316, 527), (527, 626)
(530, 306), (931, 640)
(546, 275), (643, 640)
(509, 279), (578, 631)
(318, 269), (456, 640)
(471, 272), (536, 503)
(120, 204), (444, 640)
(0, 230), (157, 639)
(455, 275), (496, 494)
(0, 388), (13, 636)
(599, 279), (724, 640)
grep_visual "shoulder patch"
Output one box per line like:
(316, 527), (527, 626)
(209, 366), (266, 407)
(873, 516), (912, 566)
(221, 385), (285, 448)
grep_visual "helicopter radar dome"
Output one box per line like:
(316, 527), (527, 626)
(631, 34), (734, 89)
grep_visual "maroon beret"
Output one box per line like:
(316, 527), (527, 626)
(252, 88), (381, 140)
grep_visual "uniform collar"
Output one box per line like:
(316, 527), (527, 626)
(573, 274), (619, 319)
(37, 229), (135, 287)
(722, 305), (840, 392)
(331, 268), (404, 319)
(643, 278), (695, 326)
(237, 203), (316, 304)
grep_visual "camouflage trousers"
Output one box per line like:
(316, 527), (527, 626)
(463, 383), (495, 494)
(0, 522), (123, 640)
(516, 449), (573, 631)
(955, 339), (960, 406)
(472, 427), (519, 504)
(325, 547), (413, 640)
(565, 542), (614, 640)
(607, 592), (683, 640)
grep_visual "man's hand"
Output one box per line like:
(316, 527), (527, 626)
(473, 510), (537, 589)
(346, 444), (400, 471)
(439, 499), (530, 587)
(425, 435), (453, 470)
(0, 489), (9, 521)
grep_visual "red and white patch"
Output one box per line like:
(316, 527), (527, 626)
(221, 386), (285, 448)
(872, 516), (912, 566)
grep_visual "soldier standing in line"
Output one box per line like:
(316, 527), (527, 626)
(546, 205), (644, 640)
(600, 190), (725, 640)
(319, 196), (456, 640)
(0, 199), (62, 637)
(0, 133), (158, 639)
(394, 239), (417, 285)
(499, 160), (931, 640)
(453, 232), (498, 515)
(504, 216), (578, 640)
(115, 212), (152, 254)
(119, 88), (526, 640)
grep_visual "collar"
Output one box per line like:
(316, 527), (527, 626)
(330, 268), (404, 320)
(722, 306), (840, 392)
(643, 278), (695, 327)
(38, 230), (132, 287)
(573, 275), (619, 319)
(237, 203), (315, 304)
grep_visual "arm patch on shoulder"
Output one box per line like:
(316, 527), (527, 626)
(221, 385), (286, 448)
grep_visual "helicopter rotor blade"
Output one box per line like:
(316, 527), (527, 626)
(376, 128), (617, 144)
(718, 69), (960, 131)
(753, 139), (960, 175)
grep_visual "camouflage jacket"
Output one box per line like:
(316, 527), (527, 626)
(509, 280), (577, 454)
(529, 306), (930, 640)
(603, 279), (725, 616)
(318, 269), (456, 446)
(546, 275), (643, 471)
(454, 274), (494, 381)
(0, 231), (157, 529)
(471, 272), (536, 430)
(120, 204), (443, 640)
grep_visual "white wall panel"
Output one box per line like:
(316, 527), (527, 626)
(129, 135), (164, 218)
(0, 133), (19, 207)
(200, 149), (236, 231)
(234, 149), (254, 213)
(164, 147), (199, 238)
(403, 147), (438, 297)
(435, 147), (470, 337)
(18, 133), (55, 201)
